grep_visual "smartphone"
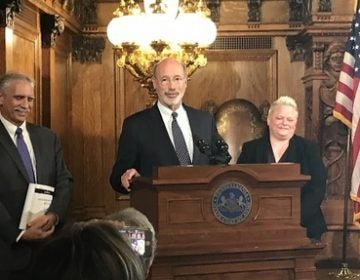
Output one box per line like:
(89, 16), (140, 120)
(119, 228), (152, 257)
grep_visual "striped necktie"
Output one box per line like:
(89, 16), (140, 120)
(171, 112), (191, 165)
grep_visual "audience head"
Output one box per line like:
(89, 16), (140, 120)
(0, 72), (35, 126)
(106, 207), (156, 274)
(151, 57), (187, 111)
(30, 219), (147, 280)
(267, 96), (298, 141)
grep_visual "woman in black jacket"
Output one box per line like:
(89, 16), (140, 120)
(237, 96), (327, 241)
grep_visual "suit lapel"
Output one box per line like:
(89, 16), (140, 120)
(259, 135), (271, 162)
(284, 136), (299, 163)
(0, 121), (29, 181)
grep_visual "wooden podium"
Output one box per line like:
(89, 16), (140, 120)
(131, 164), (324, 280)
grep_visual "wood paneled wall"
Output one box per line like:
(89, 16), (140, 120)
(0, 0), (358, 265)
(1, 1), (41, 124)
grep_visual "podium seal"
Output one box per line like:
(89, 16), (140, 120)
(212, 182), (252, 225)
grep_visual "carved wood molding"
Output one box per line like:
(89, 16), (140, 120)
(41, 14), (65, 48)
(288, 0), (312, 23)
(247, 0), (262, 22)
(312, 42), (326, 71)
(75, 0), (97, 25)
(286, 34), (310, 62)
(207, 0), (220, 22)
(0, 0), (22, 27)
(72, 35), (105, 63)
(318, 0), (331, 13)
(302, 37), (349, 199)
(319, 41), (348, 199)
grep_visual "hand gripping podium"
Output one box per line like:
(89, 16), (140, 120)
(131, 164), (324, 280)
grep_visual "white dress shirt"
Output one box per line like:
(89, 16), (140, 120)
(0, 113), (37, 182)
(157, 102), (194, 162)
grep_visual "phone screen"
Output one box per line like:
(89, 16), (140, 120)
(119, 228), (146, 256)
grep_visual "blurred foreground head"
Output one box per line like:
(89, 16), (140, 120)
(106, 207), (157, 273)
(30, 219), (147, 280)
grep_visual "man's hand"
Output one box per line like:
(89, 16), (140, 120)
(120, 168), (140, 191)
(21, 214), (56, 241)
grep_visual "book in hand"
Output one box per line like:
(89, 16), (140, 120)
(19, 183), (54, 230)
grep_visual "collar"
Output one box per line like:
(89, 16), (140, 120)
(157, 102), (186, 118)
(0, 112), (27, 137)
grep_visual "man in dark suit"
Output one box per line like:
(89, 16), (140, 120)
(0, 73), (73, 279)
(110, 58), (228, 193)
(237, 96), (327, 241)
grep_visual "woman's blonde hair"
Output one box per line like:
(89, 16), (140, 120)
(268, 96), (298, 116)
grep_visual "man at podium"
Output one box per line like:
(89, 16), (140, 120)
(110, 58), (229, 194)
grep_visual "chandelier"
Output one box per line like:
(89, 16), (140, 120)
(106, 0), (217, 98)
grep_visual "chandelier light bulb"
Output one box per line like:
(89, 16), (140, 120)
(106, 17), (123, 46)
(145, 14), (175, 44)
(173, 13), (216, 47)
(196, 16), (217, 47)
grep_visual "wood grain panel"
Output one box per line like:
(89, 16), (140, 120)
(256, 195), (293, 219)
(51, 31), (71, 152)
(101, 43), (120, 215)
(185, 49), (278, 110)
(82, 62), (105, 212)
(70, 61), (85, 220)
(9, 5), (40, 124)
(167, 198), (205, 224)
(70, 41), (122, 219)
(0, 28), (6, 74)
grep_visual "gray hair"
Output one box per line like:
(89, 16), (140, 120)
(0, 72), (34, 94)
(268, 96), (298, 116)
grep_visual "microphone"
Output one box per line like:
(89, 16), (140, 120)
(214, 139), (232, 164)
(193, 135), (231, 165)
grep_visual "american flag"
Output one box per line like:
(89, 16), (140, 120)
(334, 3), (360, 226)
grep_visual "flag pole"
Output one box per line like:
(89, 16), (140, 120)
(328, 128), (359, 279)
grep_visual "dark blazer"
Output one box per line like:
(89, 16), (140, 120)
(237, 134), (327, 239)
(0, 121), (73, 272)
(110, 104), (223, 193)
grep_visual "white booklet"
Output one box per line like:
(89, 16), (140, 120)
(19, 183), (54, 230)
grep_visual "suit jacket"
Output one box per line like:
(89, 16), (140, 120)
(110, 104), (223, 193)
(237, 134), (327, 238)
(0, 121), (73, 272)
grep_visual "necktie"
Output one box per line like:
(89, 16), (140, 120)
(171, 112), (191, 165)
(16, 127), (35, 182)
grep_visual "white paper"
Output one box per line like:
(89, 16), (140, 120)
(19, 183), (54, 230)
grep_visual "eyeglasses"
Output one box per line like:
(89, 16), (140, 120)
(157, 76), (185, 86)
